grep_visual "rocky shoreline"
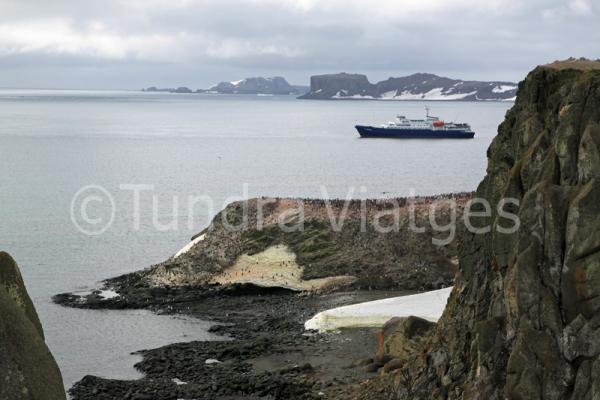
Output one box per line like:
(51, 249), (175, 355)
(55, 193), (471, 399)
(66, 287), (411, 400)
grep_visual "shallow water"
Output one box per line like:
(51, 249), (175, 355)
(0, 89), (513, 388)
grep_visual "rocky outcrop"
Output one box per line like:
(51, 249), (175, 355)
(128, 195), (468, 293)
(380, 316), (436, 360)
(299, 72), (517, 101)
(55, 194), (471, 309)
(387, 60), (600, 399)
(299, 73), (378, 99)
(0, 252), (65, 400)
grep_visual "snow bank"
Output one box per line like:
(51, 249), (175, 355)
(381, 88), (477, 101)
(492, 85), (517, 93)
(304, 287), (452, 332)
(174, 234), (206, 258)
(98, 290), (119, 300)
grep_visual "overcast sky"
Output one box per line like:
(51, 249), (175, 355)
(0, 0), (598, 89)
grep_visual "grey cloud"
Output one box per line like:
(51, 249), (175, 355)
(0, 0), (597, 89)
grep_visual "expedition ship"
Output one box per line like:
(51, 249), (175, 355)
(355, 108), (475, 139)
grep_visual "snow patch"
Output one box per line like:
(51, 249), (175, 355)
(304, 287), (452, 332)
(230, 79), (244, 86)
(347, 94), (374, 99)
(332, 89), (351, 98)
(391, 88), (476, 100)
(492, 85), (517, 93)
(98, 290), (119, 300)
(172, 378), (187, 385)
(381, 90), (398, 99)
(205, 359), (221, 364)
(174, 234), (206, 258)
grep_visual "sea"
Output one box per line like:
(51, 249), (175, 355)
(0, 89), (513, 389)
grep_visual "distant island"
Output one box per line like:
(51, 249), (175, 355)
(142, 76), (309, 95)
(142, 86), (194, 94)
(298, 72), (518, 101)
(142, 72), (518, 101)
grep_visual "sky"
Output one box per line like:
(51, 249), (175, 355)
(0, 0), (598, 89)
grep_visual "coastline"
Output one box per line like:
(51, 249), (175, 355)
(67, 288), (413, 399)
(55, 193), (470, 399)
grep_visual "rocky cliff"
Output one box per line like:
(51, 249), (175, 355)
(0, 252), (65, 400)
(299, 72), (517, 101)
(385, 60), (600, 399)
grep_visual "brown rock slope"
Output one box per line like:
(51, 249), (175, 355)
(0, 251), (66, 400)
(385, 61), (600, 399)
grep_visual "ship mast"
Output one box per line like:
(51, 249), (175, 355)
(425, 106), (430, 118)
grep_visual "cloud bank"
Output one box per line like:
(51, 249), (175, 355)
(0, 0), (597, 88)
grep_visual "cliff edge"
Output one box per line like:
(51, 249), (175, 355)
(0, 252), (65, 400)
(386, 60), (600, 399)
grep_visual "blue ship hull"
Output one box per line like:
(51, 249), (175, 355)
(355, 125), (475, 139)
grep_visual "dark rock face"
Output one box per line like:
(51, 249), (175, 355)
(299, 72), (517, 101)
(397, 63), (600, 399)
(208, 76), (299, 94)
(380, 316), (436, 360)
(299, 73), (377, 99)
(0, 252), (65, 400)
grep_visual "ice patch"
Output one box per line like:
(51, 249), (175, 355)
(492, 85), (517, 93)
(98, 290), (119, 300)
(381, 90), (398, 99)
(332, 89), (351, 98)
(174, 234), (206, 258)
(392, 88), (476, 100)
(421, 88), (477, 100)
(304, 287), (452, 332)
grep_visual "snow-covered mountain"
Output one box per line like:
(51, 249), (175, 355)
(299, 72), (518, 101)
(205, 76), (301, 95)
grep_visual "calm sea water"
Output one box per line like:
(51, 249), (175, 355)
(0, 89), (513, 389)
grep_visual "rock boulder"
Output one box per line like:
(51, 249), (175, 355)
(0, 251), (65, 400)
